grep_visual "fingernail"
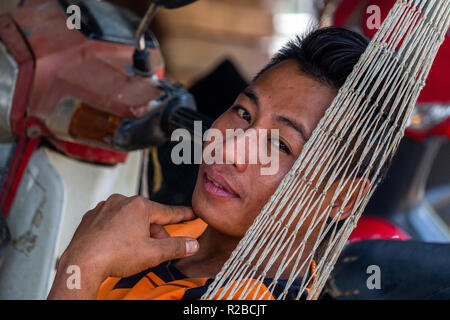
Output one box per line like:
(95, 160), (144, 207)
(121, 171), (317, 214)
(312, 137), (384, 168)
(186, 240), (199, 256)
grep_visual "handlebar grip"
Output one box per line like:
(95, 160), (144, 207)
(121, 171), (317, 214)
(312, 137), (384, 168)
(152, 0), (198, 9)
(114, 94), (213, 151)
(164, 107), (214, 136)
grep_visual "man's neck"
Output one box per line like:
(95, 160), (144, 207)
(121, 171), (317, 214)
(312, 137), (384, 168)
(173, 226), (240, 278)
(174, 226), (315, 281)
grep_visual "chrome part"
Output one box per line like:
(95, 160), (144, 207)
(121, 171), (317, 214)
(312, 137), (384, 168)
(427, 184), (450, 211)
(0, 41), (19, 142)
(407, 104), (450, 132)
(393, 200), (450, 243)
(135, 2), (158, 50)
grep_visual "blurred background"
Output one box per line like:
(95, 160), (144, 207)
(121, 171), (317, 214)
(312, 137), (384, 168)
(0, 0), (321, 85)
(108, 0), (317, 86)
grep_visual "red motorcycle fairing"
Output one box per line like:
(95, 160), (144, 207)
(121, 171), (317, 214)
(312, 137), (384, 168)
(348, 216), (411, 243)
(0, 14), (37, 217)
(0, 14), (34, 139)
(9, 0), (165, 163)
(0, 0), (167, 217)
(360, 0), (450, 105)
(333, 0), (450, 140)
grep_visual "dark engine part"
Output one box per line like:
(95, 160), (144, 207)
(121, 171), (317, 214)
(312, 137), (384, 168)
(321, 240), (450, 300)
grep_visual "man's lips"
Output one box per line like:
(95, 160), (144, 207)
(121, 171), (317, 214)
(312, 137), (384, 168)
(202, 167), (240, 199)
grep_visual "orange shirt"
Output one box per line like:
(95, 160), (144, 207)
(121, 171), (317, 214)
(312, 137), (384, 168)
(96, 218), (313, 300)
(97, 261), (313, 300)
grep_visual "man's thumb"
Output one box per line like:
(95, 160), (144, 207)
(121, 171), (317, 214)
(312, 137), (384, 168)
(152, 237), (199, 262)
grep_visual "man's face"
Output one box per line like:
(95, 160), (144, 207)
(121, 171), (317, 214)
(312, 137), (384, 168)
(191, 59), (337, 238)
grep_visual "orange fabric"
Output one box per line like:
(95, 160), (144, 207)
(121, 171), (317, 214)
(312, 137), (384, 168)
(305, 259), (317, 296)
(96, 277), (125, 300)
(97, 262), (315, 300)
(163, 218), (207, 238)
(209, 279), (275, 300)
(96, 218), (313, 300)
(97, 273), (276, 300)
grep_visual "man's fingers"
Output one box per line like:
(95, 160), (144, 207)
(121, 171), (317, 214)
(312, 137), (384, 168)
(150, 202), (196, 226)
(131, 237), (198, 274)
(150, 224), (170, 239)
(151, 237), (199, 262)
(124, 196), (195, 226)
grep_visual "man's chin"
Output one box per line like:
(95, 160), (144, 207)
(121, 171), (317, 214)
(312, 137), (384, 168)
(191, 188), (242, 237)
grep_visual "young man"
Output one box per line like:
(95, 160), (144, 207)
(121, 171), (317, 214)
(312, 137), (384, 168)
(48, 27), (375, 300)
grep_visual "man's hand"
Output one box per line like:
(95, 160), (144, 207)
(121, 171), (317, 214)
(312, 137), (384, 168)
(47, 194), (199, 299)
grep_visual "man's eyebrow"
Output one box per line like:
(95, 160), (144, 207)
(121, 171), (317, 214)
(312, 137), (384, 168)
(275, 115), (310, 142)
(243, 87), (309, 142)
(243, 87), (259, 107)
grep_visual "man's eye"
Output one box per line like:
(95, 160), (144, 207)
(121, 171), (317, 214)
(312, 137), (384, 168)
(272, 138), (291, 155)
(233, 106), (251, 123)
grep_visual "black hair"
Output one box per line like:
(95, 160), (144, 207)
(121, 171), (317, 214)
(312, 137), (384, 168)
(255, 27), (369, 90)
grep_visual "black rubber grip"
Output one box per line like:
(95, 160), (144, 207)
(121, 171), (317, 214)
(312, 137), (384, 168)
(165, 107), (213, 136)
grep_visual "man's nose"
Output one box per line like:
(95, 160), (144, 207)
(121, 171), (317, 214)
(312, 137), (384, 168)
(223, 130), (259, 173)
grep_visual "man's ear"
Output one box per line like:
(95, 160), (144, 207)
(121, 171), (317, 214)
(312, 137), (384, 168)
(328, 177), (370, 222)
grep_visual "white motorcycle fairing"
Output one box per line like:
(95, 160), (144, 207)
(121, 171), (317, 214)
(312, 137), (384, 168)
(0, 146), (142, 299)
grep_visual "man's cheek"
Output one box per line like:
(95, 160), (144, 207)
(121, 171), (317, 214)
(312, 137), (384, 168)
(260, 167), (291, 193)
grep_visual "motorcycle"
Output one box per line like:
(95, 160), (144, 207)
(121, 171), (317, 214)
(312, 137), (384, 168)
(0, 0), (212, 299)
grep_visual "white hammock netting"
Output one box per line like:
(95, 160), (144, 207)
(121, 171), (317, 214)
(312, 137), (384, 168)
(201, 0), (450, 300)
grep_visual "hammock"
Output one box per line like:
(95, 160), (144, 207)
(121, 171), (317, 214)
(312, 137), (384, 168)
(201, 0), (450, 300)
